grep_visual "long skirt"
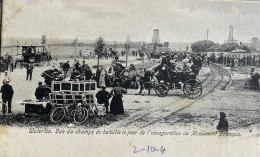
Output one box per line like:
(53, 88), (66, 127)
(110, 95), (124, 115)
(99, 75), (106, 87)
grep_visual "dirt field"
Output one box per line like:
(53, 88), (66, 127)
(0, 60), (259, 138)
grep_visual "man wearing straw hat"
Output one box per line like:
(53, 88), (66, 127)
(0, 81), (14, 115)
(3, 71), (11, 83)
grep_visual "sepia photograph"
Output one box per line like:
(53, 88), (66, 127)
(0, 0), (259, 156)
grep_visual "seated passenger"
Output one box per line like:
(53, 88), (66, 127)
(169, 59), (177, 72)
(182, 59), (192, 72)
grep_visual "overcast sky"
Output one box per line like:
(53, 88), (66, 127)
(2, 0), (260, 43)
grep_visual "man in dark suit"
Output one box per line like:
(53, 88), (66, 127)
(84, 66), (93, 80)
(96, 85), (111, 113)
(0, 81), (14, 115)
(35, 82), (47, 101)
(26, 62), (34, 81)
(63, 61), (70, 78)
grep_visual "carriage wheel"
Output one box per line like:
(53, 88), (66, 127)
(196, 78), (202, 85)
(155, 84), (169, 97)
(183, 79), (202, 99)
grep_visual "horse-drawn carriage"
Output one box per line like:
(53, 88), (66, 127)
(154, 70), (202, 99)
(106, 62), (138, 89)
(106, 60), (203, 99)
(19, 44), (51, 66)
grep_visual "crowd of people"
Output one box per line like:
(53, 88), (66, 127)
(49, 58), (107, 88)
(50, 58), (127, 115)
(209, 53), (260, 70)
(1, 49), (259, 117)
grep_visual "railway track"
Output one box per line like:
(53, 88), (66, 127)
(107, 64), (232, 130)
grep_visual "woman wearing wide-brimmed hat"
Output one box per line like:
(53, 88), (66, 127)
(110, 82), (126, 115)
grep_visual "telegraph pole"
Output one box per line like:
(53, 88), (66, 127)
(0, 0), (2, 74)
(125, 36), (131, 67)
(205, 28), (209, 56)
(0, 0), (3, 58)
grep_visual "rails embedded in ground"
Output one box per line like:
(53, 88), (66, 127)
(108, 64), (232, 129)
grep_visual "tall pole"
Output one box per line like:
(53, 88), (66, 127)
(0, 0), (3, 58)
(125, 36), (130, 67)
(126, 50), (128, 67)
(206, 28), (209, 56)
(0, 0), (2, 74)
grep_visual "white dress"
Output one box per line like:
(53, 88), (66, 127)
(99, 69), (106, 87)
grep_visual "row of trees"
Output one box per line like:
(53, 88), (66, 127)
(94, 36), (132, 67)
(191, 38), (259, 53)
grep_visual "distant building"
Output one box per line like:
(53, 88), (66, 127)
(152, 29), (160, 44)
(226, 25), (237, 44)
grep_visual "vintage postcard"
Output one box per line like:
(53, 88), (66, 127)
(0, 0), (259, 156)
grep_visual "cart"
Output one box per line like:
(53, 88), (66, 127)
(154, 71), (202, 99)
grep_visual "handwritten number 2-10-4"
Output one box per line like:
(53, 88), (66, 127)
(133, 146), (166, 154)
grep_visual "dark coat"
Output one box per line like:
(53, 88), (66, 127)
(35, 86), (47, 100)
(1, 84), (14, 100)
(81, 64), (88, 72)
(85, 69), (93, 80)
(27, 64), (34, 72)
(96, 90), (111, 105)
(217, 119), (229, 133)
(75, 63), (81, 71)
(70, 72), (78, 80)
(110, 87), (126, 115)
(63, 63), (70, 71)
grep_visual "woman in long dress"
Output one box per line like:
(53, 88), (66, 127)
(99, 67), (106, 87)
(110, 83), (127, 115)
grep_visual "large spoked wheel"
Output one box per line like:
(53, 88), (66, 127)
(50, 107), (65, 123)
(183, 79), (202, 99)
(196, 78), (202, 85)
(155, 84), (169, 97)
(73, 107), (88, 124)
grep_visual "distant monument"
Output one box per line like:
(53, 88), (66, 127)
(152, 29), (160, 44)
(227, 25), (237, 44)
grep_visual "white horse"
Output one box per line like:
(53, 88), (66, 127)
(12, 55), (24, 63)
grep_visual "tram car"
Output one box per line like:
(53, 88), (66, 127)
(18, 44), (51, 66)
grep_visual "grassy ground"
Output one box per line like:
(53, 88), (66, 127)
(0, 112), (130, 128)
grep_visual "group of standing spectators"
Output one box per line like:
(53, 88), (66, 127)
(59, 59), (106, 88)
(95, 83), (126, 115)
(210, 53), (260, 67)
